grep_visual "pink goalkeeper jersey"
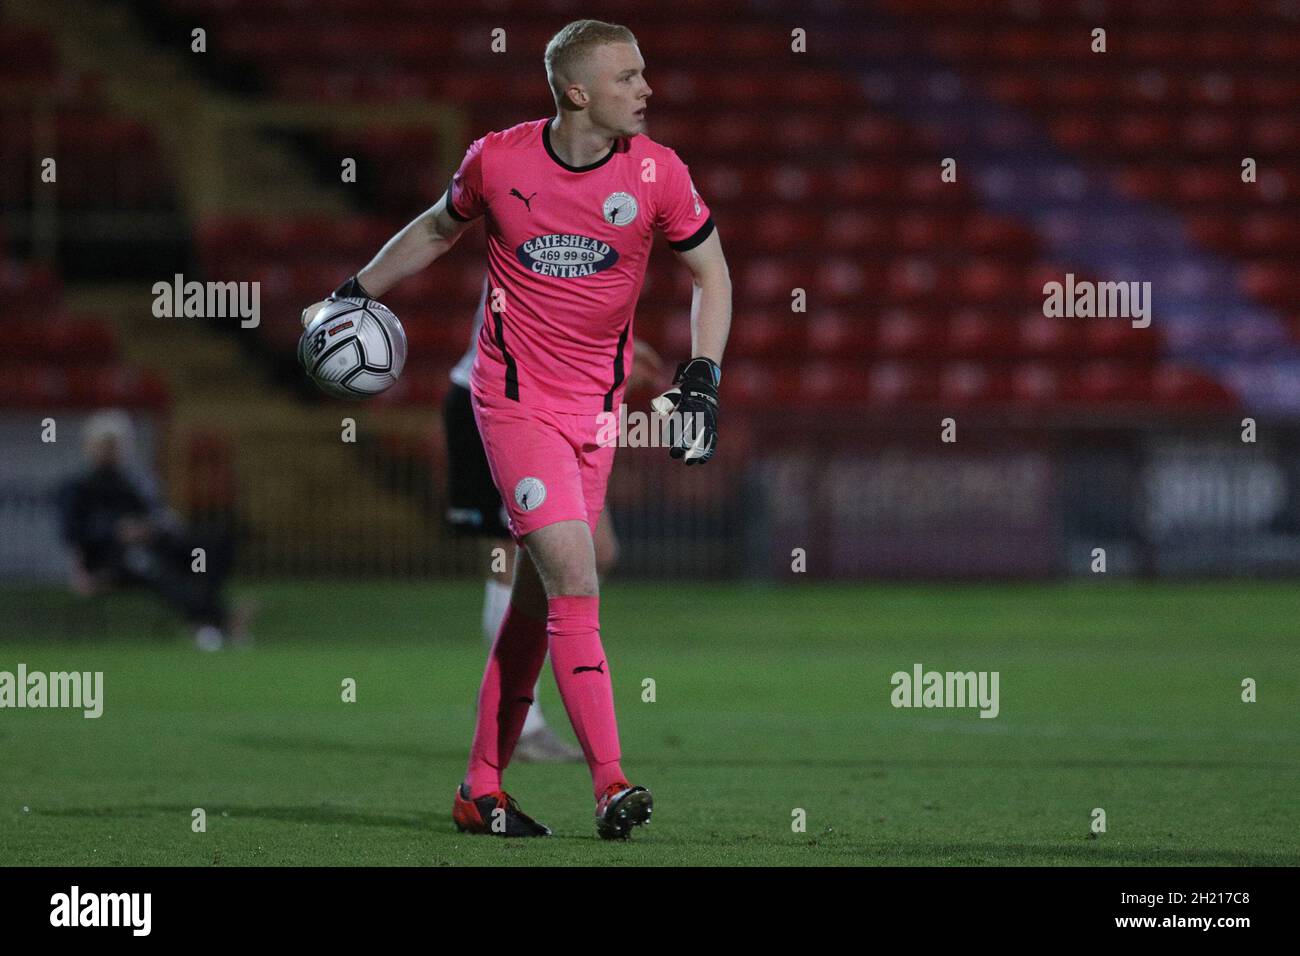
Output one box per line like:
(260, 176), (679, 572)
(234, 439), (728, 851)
(445, 117), (714, 414)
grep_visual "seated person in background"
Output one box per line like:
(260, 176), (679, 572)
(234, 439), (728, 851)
(57, 409), (248, 650)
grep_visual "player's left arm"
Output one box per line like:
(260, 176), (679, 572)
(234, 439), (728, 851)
(674, 229), (732, 365)
(652, 230), (731, 464)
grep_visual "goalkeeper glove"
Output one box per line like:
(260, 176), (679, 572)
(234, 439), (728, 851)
(651, 357), (720, 465)
(301, 274), (372, 327)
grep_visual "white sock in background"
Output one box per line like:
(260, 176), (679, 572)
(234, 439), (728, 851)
(482, 578), (547, 734)
(481, 578), (512, 644)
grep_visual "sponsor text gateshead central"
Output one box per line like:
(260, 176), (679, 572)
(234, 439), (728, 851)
(516, 234), (619, 277)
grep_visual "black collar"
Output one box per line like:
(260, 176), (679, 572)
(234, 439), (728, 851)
(543, 117), (618, 172)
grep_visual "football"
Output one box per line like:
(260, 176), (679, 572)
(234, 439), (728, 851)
(298, 297), (407, 399)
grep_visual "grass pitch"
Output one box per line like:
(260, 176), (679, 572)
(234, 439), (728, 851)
(1, 580), (1298, 866)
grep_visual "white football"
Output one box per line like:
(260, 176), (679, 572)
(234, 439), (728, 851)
(298, 297), (407, 399)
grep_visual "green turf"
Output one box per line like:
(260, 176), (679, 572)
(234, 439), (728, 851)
(1, 581), (1298, 866)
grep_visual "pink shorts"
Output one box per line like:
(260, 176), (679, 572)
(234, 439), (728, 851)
(470, 385), (617, 542)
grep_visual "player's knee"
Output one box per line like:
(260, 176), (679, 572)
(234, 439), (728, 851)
(540, 551), (599, 598)
(519, 520), (599, 598)
(546, 563), (599, 599)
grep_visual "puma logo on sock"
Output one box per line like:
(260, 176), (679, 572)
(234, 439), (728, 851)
(572, 660), (606, 675)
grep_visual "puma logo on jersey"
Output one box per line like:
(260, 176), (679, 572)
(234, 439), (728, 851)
(510, 188), (537, 211)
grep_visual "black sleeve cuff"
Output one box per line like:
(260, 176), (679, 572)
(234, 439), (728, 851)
(331, 274), (372, 300)
(443, 183), (471, 222)
(668, 215), (715, 252)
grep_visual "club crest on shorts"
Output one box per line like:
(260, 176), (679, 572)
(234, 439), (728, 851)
(514, 476), (546, 512)
(602, 192), (638, 227)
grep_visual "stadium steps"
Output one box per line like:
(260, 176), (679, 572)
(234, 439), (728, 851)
(6, 0), (346, 218)
(61, 284), (443, 572)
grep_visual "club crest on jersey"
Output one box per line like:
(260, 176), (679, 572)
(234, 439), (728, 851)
(602, 192), (638, 227)
(516, 234), (619, 278)
(514, 477), (546, 512)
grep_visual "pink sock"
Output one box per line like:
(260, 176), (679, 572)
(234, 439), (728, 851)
(546, 594), (626, 797)
(465, 602), (549, 797)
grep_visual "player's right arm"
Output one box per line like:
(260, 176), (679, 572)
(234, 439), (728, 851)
(304, 137), (489, 327)
(358, 195), (472, 297)
(300, 195), (472, 327)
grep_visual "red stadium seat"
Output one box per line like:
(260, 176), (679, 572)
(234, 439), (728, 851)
(875, 310), (934, 358)
(947, 310), (1014, 359)
(1010, 363), (1061, 404)
(807, 311), (874, 357)
(728, 311), (806, 359)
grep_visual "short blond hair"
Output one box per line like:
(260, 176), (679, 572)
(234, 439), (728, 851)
(544, 19), (638, 107)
